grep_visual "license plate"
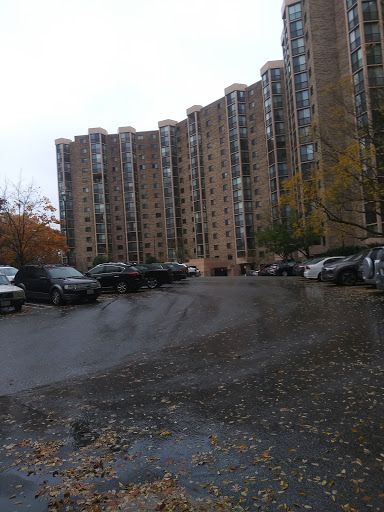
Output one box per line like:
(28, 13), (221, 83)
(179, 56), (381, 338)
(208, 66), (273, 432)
(1, 300), (11, 306)
(87, 289), (94, 295)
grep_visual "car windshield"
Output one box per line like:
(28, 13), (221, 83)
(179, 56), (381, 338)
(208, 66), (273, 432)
(1, 268), (17, 276)
(0, 274), (10, 285)
(47, 267), (84, 279)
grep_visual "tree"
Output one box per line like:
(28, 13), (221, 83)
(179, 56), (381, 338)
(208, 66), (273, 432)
(281, 77), (384, 241)
(0, 178), (68, 267)
(93, 255), (110, 266)
(145, 256), (159, 264)
(256, 215), (322, 260)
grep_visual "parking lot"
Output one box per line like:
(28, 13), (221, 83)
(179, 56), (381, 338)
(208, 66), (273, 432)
(1, 276), (384, 511)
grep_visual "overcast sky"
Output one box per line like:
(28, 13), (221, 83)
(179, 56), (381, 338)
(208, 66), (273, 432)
(0, 0), (284, 211)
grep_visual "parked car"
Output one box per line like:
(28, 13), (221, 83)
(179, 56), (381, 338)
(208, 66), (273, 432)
(375, 250), (384, 291)
(321, 251), (368, 286)
(132, 263), (173, 289)
(0, 265), (19, 282)
(259, 264), (274, 276)
(294, 259), (317, 277)
(359, 246), (384, 286)
(246, 270), (259, 276)
(14, 264), (101, 305)
(268, 264), (279, 275)
(86, 263), (144, 293)
(303, 256), (346, 281)
(271, 262), (297, 276)
(0, 273), (25, 312)
(158, 262), (188, 281)
(186, 265), (199, 277)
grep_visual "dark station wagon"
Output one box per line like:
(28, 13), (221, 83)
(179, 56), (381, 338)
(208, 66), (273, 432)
(14, 264), (101, 305)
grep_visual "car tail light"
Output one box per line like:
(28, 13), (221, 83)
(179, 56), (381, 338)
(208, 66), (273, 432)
(130, 271), (140, 276)
(306, 265), (310, 269)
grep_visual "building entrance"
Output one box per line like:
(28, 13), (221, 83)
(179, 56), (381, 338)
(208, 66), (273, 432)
(213, 267), (228, 276)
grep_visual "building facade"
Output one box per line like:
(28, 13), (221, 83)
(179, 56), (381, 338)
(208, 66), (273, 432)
(55, 0), (384, 275)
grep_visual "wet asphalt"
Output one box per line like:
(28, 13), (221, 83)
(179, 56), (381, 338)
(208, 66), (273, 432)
(0, 276), (383, 511)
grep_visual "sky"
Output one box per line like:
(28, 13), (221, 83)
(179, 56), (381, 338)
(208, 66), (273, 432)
(0, 0), (284, 211)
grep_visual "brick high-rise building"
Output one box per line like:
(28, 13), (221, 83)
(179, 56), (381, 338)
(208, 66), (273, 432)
(55, 0), (384, 275)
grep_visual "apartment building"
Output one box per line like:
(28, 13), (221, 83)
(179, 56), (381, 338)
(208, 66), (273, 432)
(55, 0), (384, 275)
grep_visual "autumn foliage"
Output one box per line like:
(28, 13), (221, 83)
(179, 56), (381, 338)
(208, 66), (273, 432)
(280, 77), (384, 241)
(0, 180), (68, 267)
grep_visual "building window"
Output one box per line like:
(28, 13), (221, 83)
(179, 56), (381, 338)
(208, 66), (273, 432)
(292, 37), (305, 56)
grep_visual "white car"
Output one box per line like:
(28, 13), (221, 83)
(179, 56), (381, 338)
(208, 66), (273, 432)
(0, 265), (18, 282)
(0, 273), (25, 312)
(303, 256), (346, 281)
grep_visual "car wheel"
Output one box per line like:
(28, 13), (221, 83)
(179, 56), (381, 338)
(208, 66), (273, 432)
(317, 272), (322, 282)
(14, 303), (22, 312)
(147, 277), (158, 289)
(337, 269), (357, 286)
(51, 289), (63, 306)
(282, 270), (288, 277)
(116, 280), (128, 294)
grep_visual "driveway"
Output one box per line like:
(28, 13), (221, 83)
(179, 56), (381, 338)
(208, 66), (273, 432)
(0, 277), (383, 511)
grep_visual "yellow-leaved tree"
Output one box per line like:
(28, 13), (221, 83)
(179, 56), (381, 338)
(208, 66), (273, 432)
(281, 77), (384, 242)
(0, 178), (68, 267)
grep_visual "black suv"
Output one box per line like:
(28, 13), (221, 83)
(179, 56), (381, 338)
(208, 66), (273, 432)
(14, 264), (101, 305)
(132, 263), (173, 289)
(85, 263), (144, 293)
